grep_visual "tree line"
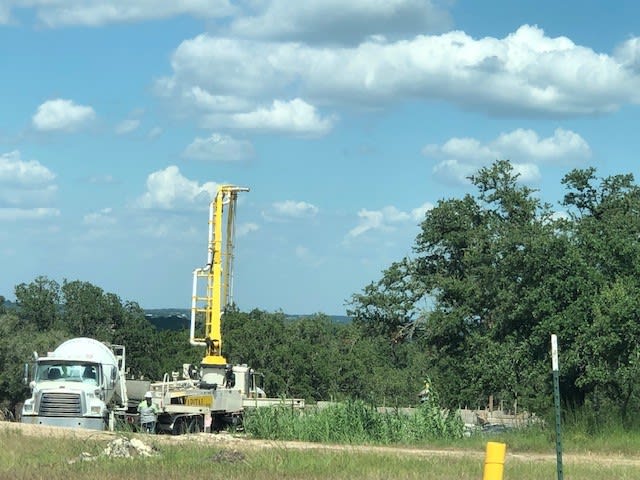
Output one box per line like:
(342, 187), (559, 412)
(349, 160), (640, 424)
(0, 279), (431, 414)
(2, 160), (640, 425)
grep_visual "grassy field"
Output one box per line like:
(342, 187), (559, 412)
(2, 425), (640, 480)
(5, 402), (640, 479)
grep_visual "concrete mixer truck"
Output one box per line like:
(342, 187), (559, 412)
(21, 337), (128, 430)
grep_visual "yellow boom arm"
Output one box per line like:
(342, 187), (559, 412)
(189, 185), (249, 365)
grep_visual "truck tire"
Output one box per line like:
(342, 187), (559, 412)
(211, 414), (224, 433)
(172, 417), (186, 435)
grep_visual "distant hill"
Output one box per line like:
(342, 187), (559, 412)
(143, 309), (352, 330)
(284, 314), (352, 324)
(1, 300), (16, 310)
(144, 311), (190, 331)
(2, 303), (351, 329)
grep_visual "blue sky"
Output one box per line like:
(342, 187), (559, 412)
(2, 1), (640, 315)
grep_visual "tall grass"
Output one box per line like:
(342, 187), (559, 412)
(559, 404), (640, 455)
(243, 398), (464, 444)
(244, 398), (640, 457)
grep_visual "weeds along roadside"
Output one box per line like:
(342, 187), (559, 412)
(243, 397), (464, 444)
(243, 399), (640, 457)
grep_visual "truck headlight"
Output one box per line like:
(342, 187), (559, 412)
(90, 406), (102, 414)
(23, 403), (33, 413)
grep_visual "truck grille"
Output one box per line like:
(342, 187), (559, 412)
(39, 392), (82, 417)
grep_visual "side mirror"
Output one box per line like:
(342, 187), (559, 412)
(23, 363), (29, 385)
(110, 367), (117, 388)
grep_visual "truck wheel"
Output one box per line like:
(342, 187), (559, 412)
(172, 418), (186, 435)
(229, 414), (243, 431)
(211, 414), (224, 433)
(186, 416), (203, 433)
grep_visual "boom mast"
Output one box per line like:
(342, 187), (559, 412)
(190, 185), (249, 366)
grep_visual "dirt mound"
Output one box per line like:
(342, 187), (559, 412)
(68, 436), (159, 463)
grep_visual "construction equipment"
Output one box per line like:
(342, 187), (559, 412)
(192, 185), (249, 381)
(21, 337), (128, 430)
(20, 184), (303, 434)
(148, 184), (303, 432)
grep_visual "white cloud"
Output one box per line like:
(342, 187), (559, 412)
(88, 174), (116, 184)
(179, 87), (252, 113)
(550, 210), (570, 221)
(425, 138), (493, 162)
(236, 222), (259, 237)
(512, 163), (542, 184)
(0, 151), (58, 212)
(115, 118), (140, 135)
(0, 3), (10, 24)
(347, 209), (386, 238)
(491, 129), (592, 163)
(294, 245), (324, 267)
(0, 207), (61, 221)
(0, 184), (58, 208)
(234, 99), (334, 136)
(83, 207), (116, 225)
(4, 0), (235, 27)
(0, 150), (56, 187)
(136, 165), (218, 210)
(203, 98), (335, 136)
(2, 0), (451, 42)
(159, 36), (295, 98)
(411, 202), (434, 222)
(614, 37), (640, 71)
(183, 133), (254, 162)
(424, 128), (591, 186)
(264, 200), (319, 221)
(431, 159), (485, 186)
(32, 98), (96, 132)
(230, 0), (452, 45)
(148, 127), (163, 138)
(347, 205), (426, 238)
(158, 25), (640, 118)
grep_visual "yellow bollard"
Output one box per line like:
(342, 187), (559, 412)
(483, 441), (507, 480)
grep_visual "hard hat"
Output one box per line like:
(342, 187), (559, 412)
(144, 391), (153, 398)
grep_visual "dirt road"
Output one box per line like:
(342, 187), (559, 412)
(3, 420), (640, 467)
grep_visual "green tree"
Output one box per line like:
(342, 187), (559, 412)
(348, 257), (425, 340)
(348, 160), (640, 417)
(154, 328), (202, 378)
(60, 280), (119, 339)
(223, 308), (293, 396)
(350, 163), (522, 405)
(0, 312), (68, 413)
(111, 300), (163, 380)
(561, 168), (640, 417)
(14, 276), (60, 330)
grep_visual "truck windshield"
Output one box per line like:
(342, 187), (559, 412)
(36, 362), (100, 385)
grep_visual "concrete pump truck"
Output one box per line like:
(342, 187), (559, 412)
(144, 184), (303, 433)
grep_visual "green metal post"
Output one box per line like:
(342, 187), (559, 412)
(551, 334), (564, 480)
